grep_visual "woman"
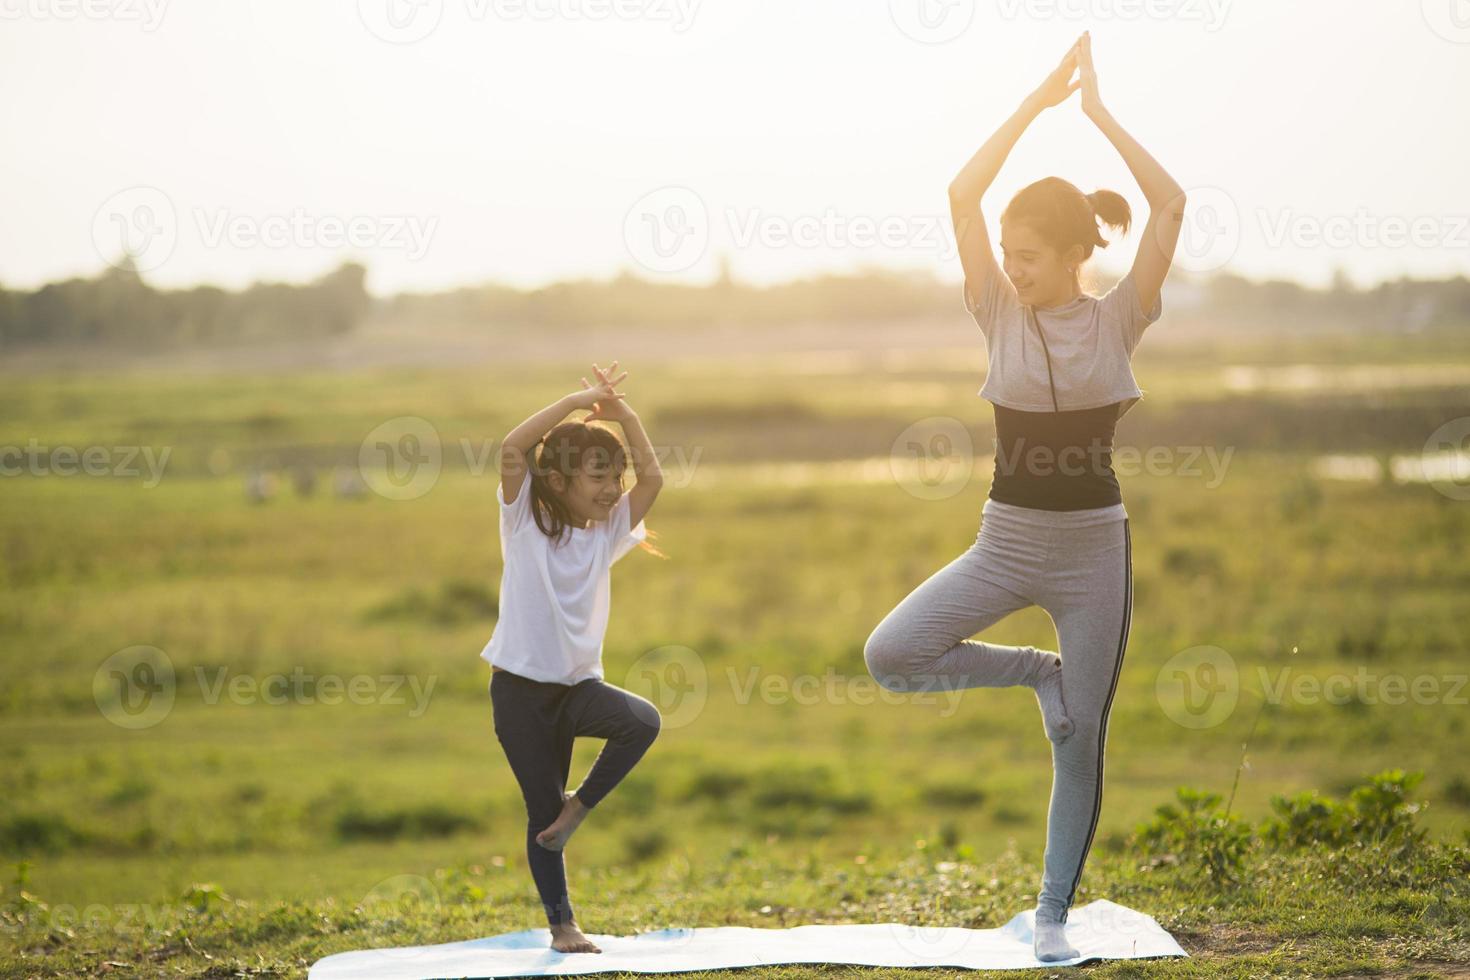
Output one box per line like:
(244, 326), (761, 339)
(863, 33), (1185, 963)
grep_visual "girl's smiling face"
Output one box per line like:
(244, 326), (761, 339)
(548, 453), (623, 527)
(1000, 220), (1085, 309)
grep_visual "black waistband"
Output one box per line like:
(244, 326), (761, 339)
(988, 402), (1123, 511)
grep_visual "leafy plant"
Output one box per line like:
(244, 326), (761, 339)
(1135, 787), (1255, 884)
(1262, 769), (1426, 850)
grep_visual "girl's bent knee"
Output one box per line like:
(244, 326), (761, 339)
(626, 697), (662, 739)
(639, 709), (661, 743)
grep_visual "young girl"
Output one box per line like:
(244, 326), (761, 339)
(481, 361), (665, 954)
(864, 34), (1185, 963)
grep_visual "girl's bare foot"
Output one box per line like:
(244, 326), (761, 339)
(550, 920), (602, 953)
(535, 791), (590, 851)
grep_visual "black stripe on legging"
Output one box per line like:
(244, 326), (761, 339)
(1059, 518), (1132, 923)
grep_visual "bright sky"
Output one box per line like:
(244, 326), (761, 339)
(3, 0), (1467, 295)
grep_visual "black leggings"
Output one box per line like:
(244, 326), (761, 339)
(490, 669), (661, 926)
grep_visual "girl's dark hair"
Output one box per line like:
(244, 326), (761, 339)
(528, 419), (663, 556)
(1001, 176), (1132, 267)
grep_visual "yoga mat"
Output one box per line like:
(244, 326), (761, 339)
(308, 899), (1188, 978)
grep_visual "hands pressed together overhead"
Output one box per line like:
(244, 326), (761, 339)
(1031, 31), (1104, 119)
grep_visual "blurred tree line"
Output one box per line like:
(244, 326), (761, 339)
(381, 266), (954, 329)
(0, 260), (369, 348)
(2, 259), (1468, 347)
(1200, 269), (1470, 333)
(382, 266), (1470, 334)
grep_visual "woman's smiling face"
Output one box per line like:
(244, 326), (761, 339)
(1000, 220), (1084, 309)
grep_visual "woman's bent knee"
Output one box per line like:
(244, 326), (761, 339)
(863, 628), (910, 692)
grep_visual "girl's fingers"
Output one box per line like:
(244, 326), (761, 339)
(611, 371), (629, 386)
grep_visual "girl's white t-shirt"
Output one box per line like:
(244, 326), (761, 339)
(479, 469), (647, 686)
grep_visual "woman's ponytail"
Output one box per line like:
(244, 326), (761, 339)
(1085, 189), (1132, 248)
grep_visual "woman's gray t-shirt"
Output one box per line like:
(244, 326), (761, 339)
(963, 251), (1162, 419)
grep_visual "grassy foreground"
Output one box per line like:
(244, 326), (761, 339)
(3, 329), (1470, 977)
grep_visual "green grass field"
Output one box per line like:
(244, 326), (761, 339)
(2, 325), (1468, 977)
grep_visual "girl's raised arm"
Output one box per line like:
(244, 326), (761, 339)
(1077, 32), (1186, 317)
(949, 37), (1082, 303)
(499, 376), (624, 506)
(584, 362), (663, 529)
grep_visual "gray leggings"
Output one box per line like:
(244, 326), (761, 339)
(863, 498), (1132, 923)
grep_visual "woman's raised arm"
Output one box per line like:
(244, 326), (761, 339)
(949, 37), (1084, 302)
(1078, 32), (1186, 316)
